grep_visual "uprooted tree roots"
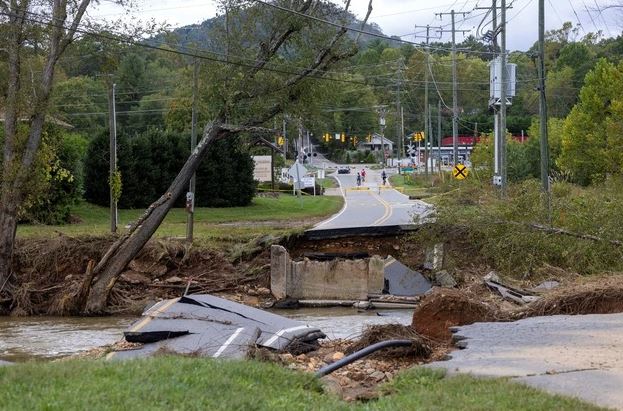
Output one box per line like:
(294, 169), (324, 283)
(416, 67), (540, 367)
(3, 235), (271, 316)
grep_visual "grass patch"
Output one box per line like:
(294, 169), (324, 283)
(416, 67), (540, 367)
(16, 196), (344, 241)
(413, 176), (623, 279)
(371, 368), (602, 410)
(0, 359), (601, 410)
(389, 173), (454, 198)
(318, 178), (338, 189)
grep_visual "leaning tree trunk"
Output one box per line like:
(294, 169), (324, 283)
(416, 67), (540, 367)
(83, 121), (226, 313)
(0, 203), (18, 293)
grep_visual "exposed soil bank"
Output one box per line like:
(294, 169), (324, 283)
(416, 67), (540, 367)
(2, 235), (274, 316)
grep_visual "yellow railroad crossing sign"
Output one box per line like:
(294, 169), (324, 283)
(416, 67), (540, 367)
(453, 163), (469, 180)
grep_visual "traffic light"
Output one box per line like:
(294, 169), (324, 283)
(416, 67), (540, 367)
(341, 132), (346, 143)
(412, 132), (424, 142)
(367, 134), (372, 142)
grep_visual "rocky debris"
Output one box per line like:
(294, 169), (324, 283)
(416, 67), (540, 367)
(423, 243), (444, 271)
(532, 280), (561, 292)
(435, 270), (457, 288)
(484, 277), (539, 305)
(120, 271), (151, 285)
(164, 276), (184, 284)
(483, 271), (500, 283)
(129, 260), (168, 277)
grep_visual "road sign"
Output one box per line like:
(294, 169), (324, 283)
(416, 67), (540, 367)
(287, 162), (307, 179)
(453, 164), (469, 180)
(252, 155), (272, 182)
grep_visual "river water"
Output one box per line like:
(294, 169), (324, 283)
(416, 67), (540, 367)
(0, 308), (413, 363)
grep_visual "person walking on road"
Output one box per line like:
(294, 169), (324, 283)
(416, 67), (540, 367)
(361, 168), (366, 183)
(356, 172), (362, 187)
(381, 170), (387, 186)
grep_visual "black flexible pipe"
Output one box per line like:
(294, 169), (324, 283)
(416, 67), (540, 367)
(315, 339), (413, 377)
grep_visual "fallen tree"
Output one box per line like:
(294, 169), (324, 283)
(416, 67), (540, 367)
(82, 0), (374, 313)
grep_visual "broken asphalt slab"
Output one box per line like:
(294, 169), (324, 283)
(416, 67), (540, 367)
(109, 294), (325, 360)
(427, 312), (623, 410)
(383, 257), (431, 296)
(304, 225), (418, 240)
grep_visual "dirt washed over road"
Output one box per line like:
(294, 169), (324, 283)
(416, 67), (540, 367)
(427, 312), (623, 410)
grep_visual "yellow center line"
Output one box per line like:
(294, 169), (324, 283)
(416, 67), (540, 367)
(371, 191), (393, 226)
(128, 297), (180, 333)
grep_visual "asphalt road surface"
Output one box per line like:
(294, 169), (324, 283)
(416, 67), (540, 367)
(312, 167), (432, 230)
(427, 313), (623, 410)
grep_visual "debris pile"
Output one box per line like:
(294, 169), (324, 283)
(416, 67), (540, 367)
(518, 275), (623, 318)
(5, 236), (272, 316)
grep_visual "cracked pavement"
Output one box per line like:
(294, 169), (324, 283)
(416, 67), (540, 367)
(427, 312), (623, 409)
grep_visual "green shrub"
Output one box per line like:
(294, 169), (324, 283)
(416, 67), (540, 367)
(85, 129), (256, 209)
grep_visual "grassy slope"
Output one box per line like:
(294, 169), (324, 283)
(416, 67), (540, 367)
(16, 196), (343, 240)
(0, 359), (602, 411)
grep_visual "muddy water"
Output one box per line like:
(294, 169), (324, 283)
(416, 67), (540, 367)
(0, 308), (413, 363)
(0, 316), (134, 363)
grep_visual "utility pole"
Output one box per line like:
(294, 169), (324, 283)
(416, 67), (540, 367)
(538, 0), (550, 194)
(395, 58), (404, 169)
(400, 106), (405, 170)
(500, 0), (508, 192)
(437, 100), (442, 174)
(437, 10), (471, 166)
(414, 24), (442, 178)
(282, 118), (287, 161)
(186, 60), (199, 242)
(107, 82), (117, 233)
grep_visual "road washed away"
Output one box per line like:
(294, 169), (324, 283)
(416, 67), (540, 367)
(107, 294), (325, 360)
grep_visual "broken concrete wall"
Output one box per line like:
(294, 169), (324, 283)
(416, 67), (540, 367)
(271, 245), (384, 300)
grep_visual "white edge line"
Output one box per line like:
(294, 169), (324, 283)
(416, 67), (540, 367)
(213, 327), (245, 358)
(264, 325), (310, 347)
(313, 173), (348, 229)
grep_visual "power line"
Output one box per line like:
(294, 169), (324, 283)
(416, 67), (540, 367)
(251, 0), (497, 56)
(1, 9), (375, 87)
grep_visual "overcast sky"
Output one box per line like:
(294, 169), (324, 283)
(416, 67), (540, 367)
(93, 0), (621, 51)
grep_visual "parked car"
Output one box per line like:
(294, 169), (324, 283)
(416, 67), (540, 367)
(337, 167), (351, 174)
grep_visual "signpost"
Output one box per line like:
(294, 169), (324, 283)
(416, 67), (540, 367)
(287, 161), (307, 198)
(252, 155), (273, 182)
(453, 163), (469, 180)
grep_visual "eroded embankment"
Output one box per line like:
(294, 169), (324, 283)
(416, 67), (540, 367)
(2, 235), (274, 316)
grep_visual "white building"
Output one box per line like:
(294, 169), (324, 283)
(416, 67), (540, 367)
(357, 133), (393, 152)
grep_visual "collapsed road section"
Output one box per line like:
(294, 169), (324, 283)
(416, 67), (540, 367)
(270, 245), (431, 303)
(107, 294), (325, 360)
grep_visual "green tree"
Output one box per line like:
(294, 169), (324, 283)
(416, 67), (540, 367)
(559, 59), (623, 185)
